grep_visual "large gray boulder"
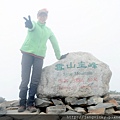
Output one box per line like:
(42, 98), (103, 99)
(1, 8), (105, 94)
(37, 52), (112, 98)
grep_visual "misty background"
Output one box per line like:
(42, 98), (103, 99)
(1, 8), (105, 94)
(0, 0), (120, 100)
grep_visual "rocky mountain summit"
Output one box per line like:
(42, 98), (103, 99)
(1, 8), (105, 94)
(1, 52), (119, 120)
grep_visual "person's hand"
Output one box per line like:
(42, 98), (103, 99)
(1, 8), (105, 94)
(23, 15), (33, 29)
(60, 53), (69, 60)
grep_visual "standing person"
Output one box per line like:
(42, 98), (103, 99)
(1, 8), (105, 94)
(18, 8), (68, 113)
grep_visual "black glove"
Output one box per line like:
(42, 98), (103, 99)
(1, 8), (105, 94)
(60, 53), (69, 60)
(23, 15), (33, 29)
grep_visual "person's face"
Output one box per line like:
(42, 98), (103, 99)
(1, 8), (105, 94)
(37, 13), (48, 24)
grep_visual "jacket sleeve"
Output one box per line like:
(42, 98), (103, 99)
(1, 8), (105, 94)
(49, 32), (61, 60)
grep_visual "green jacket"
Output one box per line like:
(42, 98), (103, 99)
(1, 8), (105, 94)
(20, 21), (61, 60)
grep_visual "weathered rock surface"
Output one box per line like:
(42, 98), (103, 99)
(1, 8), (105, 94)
(37, 52), (112, 98)
(87, 96), (103, 105)
(65, 97), (77, 105)
(61, 110), (80, 115)
(0, 105), (7, 116)
(65, 105), (74, 111)
(87, 103), (116, 110)
(105, 108), (115, 114)
(35, 98), (52, 107)
(0, 97), (6, 103)
(74, 107), (86, 114)
(51, 99), (64, 105)
(0, 100), (18, 108)
(71, 98), (87, 106)
(46, 105), (66, 114)
(88, 107), (105, 114)
(109, 94), (120, 101)
(107, 99), (118, 107)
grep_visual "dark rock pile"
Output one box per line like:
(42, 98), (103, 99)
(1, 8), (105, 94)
(0, 93), (120, 120)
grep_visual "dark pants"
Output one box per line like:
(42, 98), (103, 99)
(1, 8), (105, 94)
(19, 53), (43, 106)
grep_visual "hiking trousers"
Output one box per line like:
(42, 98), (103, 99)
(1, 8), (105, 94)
(19, 53), (43, 106)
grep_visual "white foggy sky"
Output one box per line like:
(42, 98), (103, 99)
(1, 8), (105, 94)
(0, 0), (120, 100)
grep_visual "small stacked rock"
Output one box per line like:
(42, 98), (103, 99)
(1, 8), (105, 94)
(35, 93), (120, 115)
(1, 93), (120, 120)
